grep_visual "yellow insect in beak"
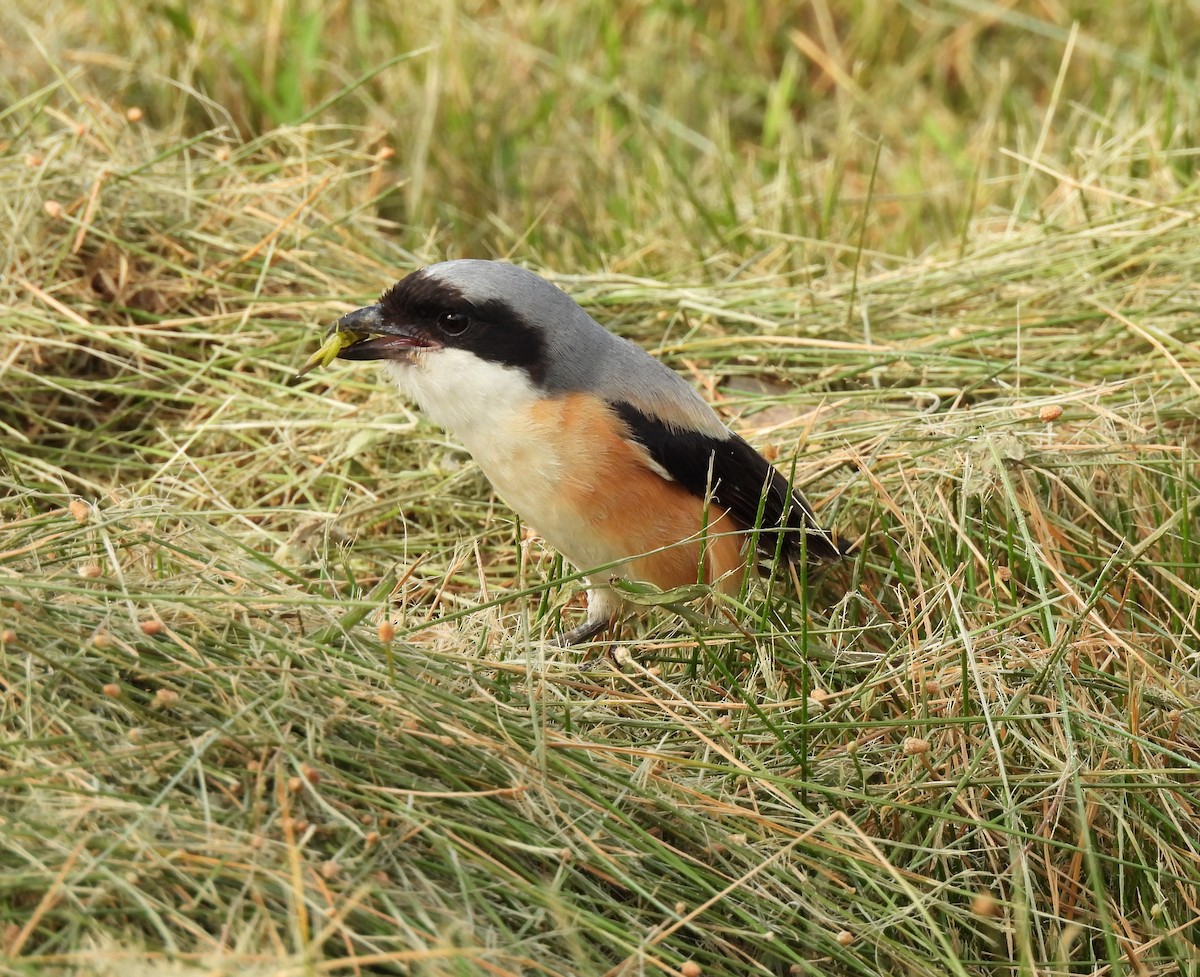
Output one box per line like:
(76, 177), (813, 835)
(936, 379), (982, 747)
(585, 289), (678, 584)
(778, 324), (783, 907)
(291, 327), (364, 383)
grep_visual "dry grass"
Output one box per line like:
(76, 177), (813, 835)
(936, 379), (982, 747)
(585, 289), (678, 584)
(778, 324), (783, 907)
(2, 2), (1200, 975)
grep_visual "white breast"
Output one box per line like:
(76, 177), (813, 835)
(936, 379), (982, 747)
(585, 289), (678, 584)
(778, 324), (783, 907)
(385, 353), (572, 529)
(384, 352), (642, 577)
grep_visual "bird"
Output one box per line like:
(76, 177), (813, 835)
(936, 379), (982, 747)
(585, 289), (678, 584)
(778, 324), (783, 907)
(315, 260), (844, 645)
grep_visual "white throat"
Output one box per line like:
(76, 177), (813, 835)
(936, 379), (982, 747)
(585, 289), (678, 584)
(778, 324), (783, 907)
(385, 350), (537, 435)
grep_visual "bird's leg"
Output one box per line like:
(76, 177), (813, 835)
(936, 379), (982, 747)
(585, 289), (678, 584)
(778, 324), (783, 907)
(554, 616), (611, 647)
(555, 582), (622, 647)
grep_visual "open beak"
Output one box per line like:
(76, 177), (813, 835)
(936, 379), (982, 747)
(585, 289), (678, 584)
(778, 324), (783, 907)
(291, 304), (439, 383)
(330, 305), (439, 362)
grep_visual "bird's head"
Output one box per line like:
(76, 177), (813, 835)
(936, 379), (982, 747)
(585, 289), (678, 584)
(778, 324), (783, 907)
(328, 260), (604, 386)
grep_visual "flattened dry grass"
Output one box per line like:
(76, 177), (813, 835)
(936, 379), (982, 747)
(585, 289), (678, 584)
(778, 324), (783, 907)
(3, 3), (1200, 976)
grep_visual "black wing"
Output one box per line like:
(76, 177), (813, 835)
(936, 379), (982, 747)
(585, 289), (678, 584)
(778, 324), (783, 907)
(611, 402), (844, 562)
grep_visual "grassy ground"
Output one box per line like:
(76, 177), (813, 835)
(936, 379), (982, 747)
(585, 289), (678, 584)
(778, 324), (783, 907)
(3, 2), (1200, 975)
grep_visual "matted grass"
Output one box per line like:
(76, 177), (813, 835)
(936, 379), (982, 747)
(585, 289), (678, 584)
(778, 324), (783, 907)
(2, 2), (1200, 975)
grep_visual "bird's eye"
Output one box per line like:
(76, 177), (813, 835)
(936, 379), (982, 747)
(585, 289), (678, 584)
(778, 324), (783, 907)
(437, 311), (470, 336)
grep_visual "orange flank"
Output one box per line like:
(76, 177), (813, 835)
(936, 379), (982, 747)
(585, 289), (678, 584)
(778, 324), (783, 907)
(527, 394), (747, 593)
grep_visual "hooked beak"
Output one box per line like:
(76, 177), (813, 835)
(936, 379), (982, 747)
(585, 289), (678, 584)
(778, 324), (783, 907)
(333, 305), (441, 361)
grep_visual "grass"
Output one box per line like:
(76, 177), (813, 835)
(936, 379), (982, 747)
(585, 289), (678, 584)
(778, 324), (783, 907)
(2, 1), (1200, 975)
